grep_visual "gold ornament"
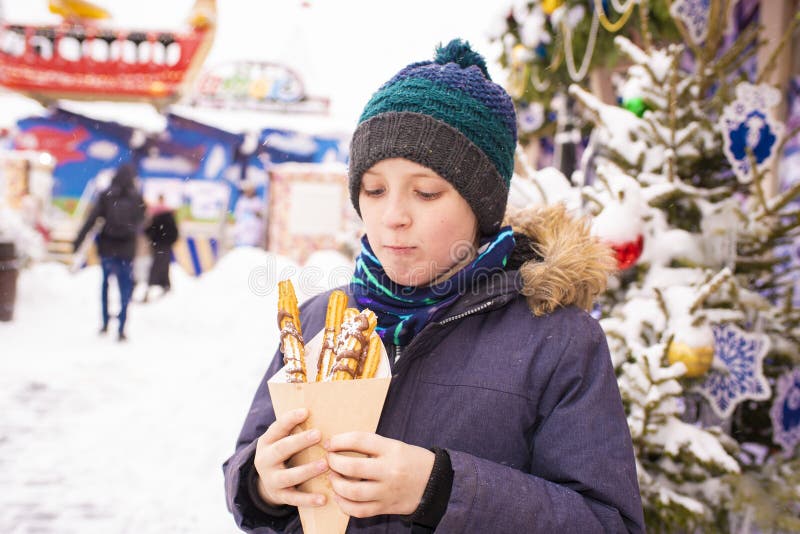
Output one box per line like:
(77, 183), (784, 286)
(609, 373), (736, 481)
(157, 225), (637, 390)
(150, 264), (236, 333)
(542, 0), (564, 15)
(667, 341), (714, 378)
(508, 44), (530, 99)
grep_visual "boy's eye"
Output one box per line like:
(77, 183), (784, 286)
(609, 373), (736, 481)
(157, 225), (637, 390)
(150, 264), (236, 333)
(416, 191), (442, 200)
(362, 187), (384, 197)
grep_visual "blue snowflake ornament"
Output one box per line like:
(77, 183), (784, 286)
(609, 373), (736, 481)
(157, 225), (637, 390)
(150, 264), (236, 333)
(669, 0), (710, 44)
(721, 83), (784, 183)
(518, 102), (545, 133)
(695, 323), (771, 419)
(770, 368), (800, 456)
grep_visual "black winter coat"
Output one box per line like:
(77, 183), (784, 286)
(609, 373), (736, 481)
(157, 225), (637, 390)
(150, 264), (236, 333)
(74, 166), (145, 260)
(145, 211), (179, 250)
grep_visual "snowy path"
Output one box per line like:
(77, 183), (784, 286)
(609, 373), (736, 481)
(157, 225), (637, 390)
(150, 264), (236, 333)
(0, 249), (351, 533)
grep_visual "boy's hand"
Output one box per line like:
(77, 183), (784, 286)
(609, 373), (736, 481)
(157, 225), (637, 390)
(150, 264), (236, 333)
(325, 432), (434, 518)
(253, 408), (329, 508)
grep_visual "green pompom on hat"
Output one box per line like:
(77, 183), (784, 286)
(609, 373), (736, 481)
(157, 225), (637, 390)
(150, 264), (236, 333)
(348, 39), (518, 236)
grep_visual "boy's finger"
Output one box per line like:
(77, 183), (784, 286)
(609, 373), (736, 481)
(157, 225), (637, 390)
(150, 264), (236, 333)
(262, 409), (309, 444)
(262, 428), (321, 465)
(277, 487), (327, 508)
(271, 458), (329, 490)
(332, 493), (381, 519)
(327, 452), (378, 480)
(327, 470), (379, 502)
(326, 431), (384, 455)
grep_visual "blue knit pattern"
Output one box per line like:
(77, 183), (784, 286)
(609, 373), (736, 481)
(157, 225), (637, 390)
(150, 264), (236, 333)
(359, 77), (516, 182)
(357, 40), (517, 184)
(380, 62), (517, 136)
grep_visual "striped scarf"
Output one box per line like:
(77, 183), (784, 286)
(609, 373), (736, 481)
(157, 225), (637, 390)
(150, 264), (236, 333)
(350, 227), (515, 346)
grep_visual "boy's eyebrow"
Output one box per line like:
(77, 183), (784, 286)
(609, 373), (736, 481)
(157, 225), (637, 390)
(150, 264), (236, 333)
(363, 170), (440, 180)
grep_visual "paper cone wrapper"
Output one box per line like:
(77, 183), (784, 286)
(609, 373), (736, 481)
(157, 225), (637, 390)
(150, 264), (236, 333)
(268, 328), (391, 534)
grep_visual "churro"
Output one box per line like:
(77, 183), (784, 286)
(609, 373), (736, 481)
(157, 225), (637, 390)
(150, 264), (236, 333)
(358, 332), (382, 379)
(277, 279), (306, 383)
(329, 309), (377, 381)
(316, 290), (347, 381)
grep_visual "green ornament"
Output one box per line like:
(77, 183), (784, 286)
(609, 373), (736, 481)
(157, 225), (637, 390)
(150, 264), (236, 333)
(622, 97), (648, 118)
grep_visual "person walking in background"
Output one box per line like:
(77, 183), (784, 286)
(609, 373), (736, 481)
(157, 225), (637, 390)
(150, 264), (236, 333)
(143, 194), (179, 302)
(233, 183), (265, 247)
(73, 164), (145, 342)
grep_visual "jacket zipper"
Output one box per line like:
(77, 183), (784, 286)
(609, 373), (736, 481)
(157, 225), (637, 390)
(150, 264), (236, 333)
(436, 300), (495, 326)
(393, 344), (404, 364)
(391, 299), (496, 376)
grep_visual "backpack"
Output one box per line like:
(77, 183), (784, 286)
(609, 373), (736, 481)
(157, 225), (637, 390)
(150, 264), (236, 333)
(102, 195), (142, 240)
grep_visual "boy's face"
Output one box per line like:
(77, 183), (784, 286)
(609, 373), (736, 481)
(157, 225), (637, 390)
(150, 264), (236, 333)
(359, 158), (478, 287)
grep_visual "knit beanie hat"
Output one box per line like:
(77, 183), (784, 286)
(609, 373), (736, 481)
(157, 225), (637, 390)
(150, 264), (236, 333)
(348, 39), (517, 236)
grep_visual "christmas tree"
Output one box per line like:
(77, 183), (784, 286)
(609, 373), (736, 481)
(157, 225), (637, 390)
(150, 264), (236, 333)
(502, 1), (800, 531)
(489, 0), (678, 141)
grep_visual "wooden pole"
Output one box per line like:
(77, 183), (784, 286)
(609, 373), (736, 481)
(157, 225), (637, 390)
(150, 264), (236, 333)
(589, 66), (617, 105)
(757, 0), (798, 197)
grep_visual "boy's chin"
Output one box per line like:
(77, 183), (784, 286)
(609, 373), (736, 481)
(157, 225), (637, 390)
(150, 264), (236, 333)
(384, 267), (457, 289)
(383, 268), (432, 288)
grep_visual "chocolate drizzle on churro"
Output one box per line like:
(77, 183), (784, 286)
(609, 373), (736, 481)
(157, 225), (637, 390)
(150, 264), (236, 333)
(277, 310), (291, 330)
(327, 314), (372, 380)
(280, 316), (306, 383)
(354, 344), (369, 377)
(330, 349), (360, 378)
(280, 320), (305, 347)
(316, 327), (336, 377)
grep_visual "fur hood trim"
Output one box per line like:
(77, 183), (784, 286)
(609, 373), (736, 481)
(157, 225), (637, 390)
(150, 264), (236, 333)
(503, 204), (616, 316)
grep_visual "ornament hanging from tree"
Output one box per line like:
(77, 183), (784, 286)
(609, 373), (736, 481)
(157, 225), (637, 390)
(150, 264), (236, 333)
(669, 0), (711, 44)
(701, 200), (739, 270)
(622, 96), (648, 118)
(667, 324), (715, 378)
(770, 367), (800, 456)
(541, 0), (563, 15)
(592, 196), (644, 270)
(619, 77), (649, 118)
(518, 101), (546, 134)
(696, 323), (771, 419)
(609, 235), (644, 270)
(720, 82), (784, 183)
(668, 343), (713, 377)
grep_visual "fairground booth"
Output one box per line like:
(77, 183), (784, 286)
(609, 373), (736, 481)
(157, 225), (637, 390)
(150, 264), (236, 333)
(0, 0), (355, 277)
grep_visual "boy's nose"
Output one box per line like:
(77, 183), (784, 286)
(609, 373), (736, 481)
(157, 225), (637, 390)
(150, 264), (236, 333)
(382, 198), (411, 228)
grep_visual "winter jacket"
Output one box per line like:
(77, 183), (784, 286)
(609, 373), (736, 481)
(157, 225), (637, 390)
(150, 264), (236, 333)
(145, 210), (179, 251)
(223, 205), (646, 533)
(74, 165), (145, 260)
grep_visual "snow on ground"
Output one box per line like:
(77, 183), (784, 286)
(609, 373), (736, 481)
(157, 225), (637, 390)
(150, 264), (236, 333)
(0, 247), (352, 533)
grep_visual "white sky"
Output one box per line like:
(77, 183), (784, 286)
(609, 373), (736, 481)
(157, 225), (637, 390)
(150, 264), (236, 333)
(1, 0), (509, 130)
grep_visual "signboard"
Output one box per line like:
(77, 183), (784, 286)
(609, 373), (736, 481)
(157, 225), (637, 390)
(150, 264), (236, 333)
(138, 113), (243, 222)
(267, 162), (354, 264)
(13, 108), (134, 214)
(189, 61), (330, 114)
